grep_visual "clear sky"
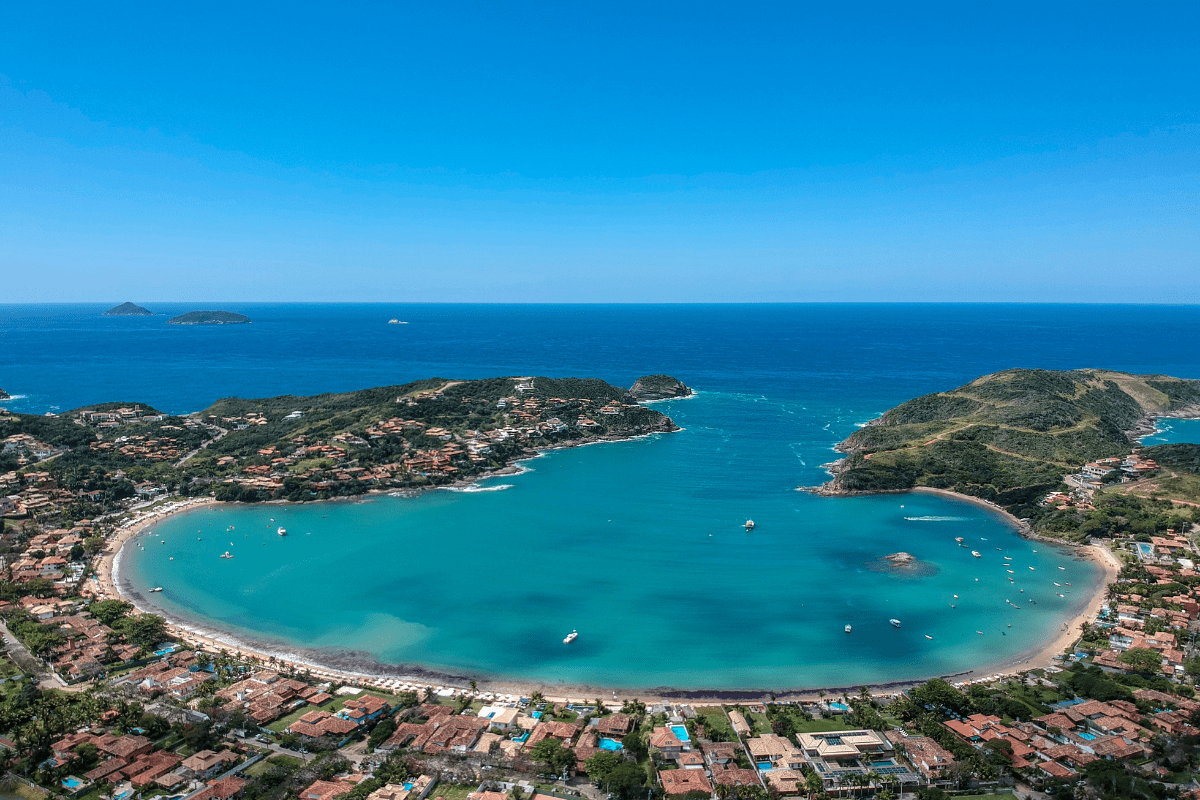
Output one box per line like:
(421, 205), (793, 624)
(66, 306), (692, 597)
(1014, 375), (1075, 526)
(2, 2), (1197, 303)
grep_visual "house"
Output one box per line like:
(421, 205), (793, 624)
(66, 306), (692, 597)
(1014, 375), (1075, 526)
(299, 779), (357, 800)
(659, 769), (713, 797)
(595, 713), (633, 738)
(480, 707), (519, 731)
(648, 726), (688, 759)
(885, 731), (955, 782)
(181, 750), (238, 779)
(747, 734), (804, 770)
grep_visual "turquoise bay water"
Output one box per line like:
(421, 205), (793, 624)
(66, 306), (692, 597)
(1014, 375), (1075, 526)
(122, 390), (1100, 690)
(1141, 417), (1200, 445)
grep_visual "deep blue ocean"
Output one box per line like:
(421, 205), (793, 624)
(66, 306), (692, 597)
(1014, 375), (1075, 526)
(4, 303), (1200, 690)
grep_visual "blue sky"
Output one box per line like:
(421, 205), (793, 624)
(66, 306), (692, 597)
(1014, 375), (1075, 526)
(2, 2), (1197, 303)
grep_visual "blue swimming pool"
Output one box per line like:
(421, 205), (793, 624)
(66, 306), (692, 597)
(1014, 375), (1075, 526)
(757, 762), (773, 771)
(670, 724), (690, 742)
(403, 783), (414, 790)
(1137, 543), (1153, 558)
(513, 731), (529, 743)
(599, 738), (624, 751)
(532, 711), (542, 719)
(829, 701), (850, 712)
(62, 778), (85, 789)
(1078, 732), (1096, 740)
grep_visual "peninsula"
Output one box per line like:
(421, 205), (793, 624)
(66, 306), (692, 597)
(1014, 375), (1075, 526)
(103, 301), (153, 316)
(822, 368), (1200, 529)
(166, 310), (252, 325)
(0, 374), (684, 507)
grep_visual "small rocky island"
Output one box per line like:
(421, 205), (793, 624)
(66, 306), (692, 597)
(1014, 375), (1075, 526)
(104, 302), (153, 316)
(167, 311), (252, 325)
(628, 374), (694, 401)
(0, 388), (9, 400)
(884, 551), (916, 566)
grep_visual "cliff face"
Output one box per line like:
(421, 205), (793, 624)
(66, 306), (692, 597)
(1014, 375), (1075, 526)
(628, 375), (693, 401)
(826, 368), (1200, 512)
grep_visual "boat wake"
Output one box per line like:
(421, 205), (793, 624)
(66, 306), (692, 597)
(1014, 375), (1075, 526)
(904, 515), (970, 522)
(451, 483), (515, 493)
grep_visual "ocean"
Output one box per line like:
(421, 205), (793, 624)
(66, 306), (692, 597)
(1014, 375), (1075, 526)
(4, 303), (1200, 690)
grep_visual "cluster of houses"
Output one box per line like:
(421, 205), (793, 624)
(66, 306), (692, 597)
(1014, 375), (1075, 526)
(1076, 453), (1160, 489)
(91, 433), (187, 462)
(3, 432), (66, 465)
(942, 696), (1187, 785)
(1, 524), (90, 589)
(49, 726), (244, 800)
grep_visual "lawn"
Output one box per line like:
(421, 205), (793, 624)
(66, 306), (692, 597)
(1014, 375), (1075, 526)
(695, 707), (733, 739)
(426, 784), (476, 800)
(792, 716), (857, 733)
(246, 755), (303, 777)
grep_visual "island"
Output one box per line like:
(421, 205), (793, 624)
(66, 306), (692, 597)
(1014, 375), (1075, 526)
(0, 387), (9, 400)
(166, 310), (252, 325)
(628, 373), (694, 401)
(103, 301), (153, 316)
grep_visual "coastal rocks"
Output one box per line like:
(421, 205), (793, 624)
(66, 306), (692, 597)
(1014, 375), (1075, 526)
(628, 375), (693, 401)
(0, 388), (8, 399)
(105, 301), (153, 316)
(167, 311), (252, 325)
(868, 551), (937, 577)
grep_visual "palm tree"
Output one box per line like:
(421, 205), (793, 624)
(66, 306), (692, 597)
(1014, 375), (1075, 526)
(804, 770), (823, 800)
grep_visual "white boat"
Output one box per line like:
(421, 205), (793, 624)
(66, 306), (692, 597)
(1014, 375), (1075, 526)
(1028, 566), (1035, 570)
(889, 619), (902, 628)
(563, 629), (578, 644)
(1004, 556), (1012, 560)
(1058, 566), (1066, 570)
(954, 537), (964, 543)
(149, 587), (163, 593)
(220, 551), (233, 559)
(388, 319), (408, 324)
(925, 634), (933, 640)
(845, 624), (852, 633)
(971, 551), (981, 558)
(278, 527), (287, 536)
(744, 520), (755, 530)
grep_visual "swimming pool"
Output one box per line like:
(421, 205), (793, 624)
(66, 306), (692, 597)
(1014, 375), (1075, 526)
(670, 724), (690, 742)
(1078, 732), (1096, 740)
(531, 711), (542, 719)
(513, 731), (529, 743)
(403, 783), (414, 791)
(829, 701), (850, 712)
(1137, 543), (1153, 558)
(62, 778), (85, 790)
(757, 762), (773, 771)
(599, 738), (624, 751)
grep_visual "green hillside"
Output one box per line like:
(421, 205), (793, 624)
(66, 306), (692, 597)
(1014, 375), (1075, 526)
(829, 369), (1200, 515)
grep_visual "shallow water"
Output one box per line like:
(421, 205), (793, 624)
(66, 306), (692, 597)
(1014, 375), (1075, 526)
(1141, 417), (1200, 446)
(122, 390), (1100, 690)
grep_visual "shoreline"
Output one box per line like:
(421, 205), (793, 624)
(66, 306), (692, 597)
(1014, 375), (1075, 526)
(102, 481), (1119, 703)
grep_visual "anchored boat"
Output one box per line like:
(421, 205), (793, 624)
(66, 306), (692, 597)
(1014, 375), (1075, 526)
(563, 629), (578, 644)
(889, 619), (902, 628)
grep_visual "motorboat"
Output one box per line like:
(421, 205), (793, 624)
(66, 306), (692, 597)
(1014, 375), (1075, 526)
(744, 520), (755, 531)
(971, 551), (981, 558)
(149, 587), (163, 593)
(563, 629), (578, 644)
(845, 624), (852, 633)
(889, 619), (902, 628)
(278, 527), (287, 536)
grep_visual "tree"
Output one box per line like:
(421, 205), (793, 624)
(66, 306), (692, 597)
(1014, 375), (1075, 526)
(585, 751), (623, 785)
(115, 613), (168, 650)
(88, 599), (133, 626)
(606, 762), (649, 800)
(1120, 647), (1163, 674)
(530, 737), (574, 775)
(803, 770), (823, 800)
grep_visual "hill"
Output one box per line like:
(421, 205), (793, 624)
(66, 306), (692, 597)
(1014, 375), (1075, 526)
(825, 369), (1200, 515)
(104, 302), (152, 316)
(166, 310), (251, 325)
(629, 374), (694, 401)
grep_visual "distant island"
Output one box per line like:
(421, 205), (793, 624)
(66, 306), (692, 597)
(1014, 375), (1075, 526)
(104, 302), (152, 316)
(821, 368), (1200, 533)
(166, 310), (252, 325)
(628, 374), (694, 401)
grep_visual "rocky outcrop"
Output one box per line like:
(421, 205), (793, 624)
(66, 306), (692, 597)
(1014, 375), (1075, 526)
(104, 302), (152, 316)
(0, 388), (9, 400)
(884, 552), (915, 566)
(628, 375), (693, 401)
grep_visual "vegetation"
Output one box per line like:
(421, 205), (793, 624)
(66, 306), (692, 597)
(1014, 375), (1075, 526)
(166, 310), (252, 324)
(830, 369), (1200, 519)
